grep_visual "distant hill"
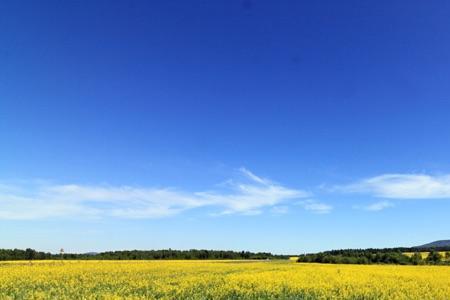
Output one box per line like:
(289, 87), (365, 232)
(415, 240), (450, 249)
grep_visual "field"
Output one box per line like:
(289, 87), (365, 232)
(1, 260), (450, 299)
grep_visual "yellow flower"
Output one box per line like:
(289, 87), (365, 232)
(0, 260), (449, 299)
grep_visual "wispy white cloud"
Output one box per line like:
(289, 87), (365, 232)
(355, 200), (394, 212)
(0, 169), (308, 220)
(197, 170), (306, 215)
(270, 206), (289, 215)
(239, 167), (271, 185)
(336, 174), (450, 199)
(297, 199), (333, 214)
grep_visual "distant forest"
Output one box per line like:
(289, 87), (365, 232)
(297, 247), (450, 265)
(2, 247), (450, 264)
(0, 248), (287, 261)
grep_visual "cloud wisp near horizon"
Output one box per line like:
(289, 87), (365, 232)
(0, 168), (314, 220)
(336, 173), (450, 199)
(2, 171), (450, 219)
(334, 173), (450, 212)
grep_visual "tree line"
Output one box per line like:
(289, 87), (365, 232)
(297, 248), (450, 265)
(3, 247), (450, 264)
(0, 248), (287, 261)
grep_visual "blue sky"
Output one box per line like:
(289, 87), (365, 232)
(1, 0), (450, 254)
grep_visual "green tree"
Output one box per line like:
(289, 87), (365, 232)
(426, 251), (442, 264)
(25, 248), (36, 260)
(410, 252), (422, 265)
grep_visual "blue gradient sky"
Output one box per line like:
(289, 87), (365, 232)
(1, 1), (450, 254)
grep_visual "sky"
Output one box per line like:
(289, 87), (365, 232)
(1, 0), (450, 254)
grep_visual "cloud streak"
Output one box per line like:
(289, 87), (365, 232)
(297, 199), (333, 214)
(364, 201), (394, 211)
(0, 169), (310, 220)
(336, 174), (450, 199)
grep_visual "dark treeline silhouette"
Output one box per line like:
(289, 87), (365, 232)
(297, 248), (450, 265)
(0, 248), (287, 261)
(0, 248), (53, 261)
(3, 247), (450, 264)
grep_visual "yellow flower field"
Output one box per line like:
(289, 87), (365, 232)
(0, 260), (449, 299)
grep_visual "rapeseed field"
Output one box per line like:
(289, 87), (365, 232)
(0, 260), (449, 299)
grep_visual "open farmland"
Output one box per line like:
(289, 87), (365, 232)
(1, 260), (449, 299)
